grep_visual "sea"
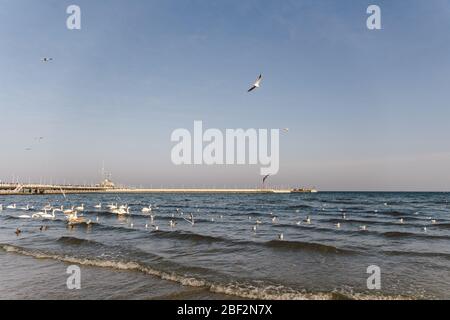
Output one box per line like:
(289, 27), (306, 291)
(0, 192), (449, 300)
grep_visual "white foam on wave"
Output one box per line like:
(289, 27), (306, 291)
(0, 244), (411, 300)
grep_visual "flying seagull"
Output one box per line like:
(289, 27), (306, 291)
(248, 74), (262, 92)
(41, 58), (53, 62)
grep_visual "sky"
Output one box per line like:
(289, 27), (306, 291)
(0, 0), (450, 191)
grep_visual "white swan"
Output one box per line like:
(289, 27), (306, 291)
(278, 233), (284, 241)
(360, 225), (367, 231)
(18, 214), (31, 219)
(53, 205), (64, 213)
(142, 206), (152, 213)
(75, 204), (85, 211)
(94, 203), (102, 209)
(335, 223), (341, 229)
(32, 210), (48, 219)
(112, 207), (129, 215)
(20, 205), (30, 211)
(7, 204), (16, 209)
(64, 206), (75, 214)
(67, 212), (86, 225)
(107, 203), (117, 210)
(40, 209), (56, 219)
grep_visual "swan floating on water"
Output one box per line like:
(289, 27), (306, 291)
(64, 206), (75, 215)
(7, 204), (16, 209)
(94, 203), (102, 209)
(278, 233), (284, 241)
(142, 206), (152, 213)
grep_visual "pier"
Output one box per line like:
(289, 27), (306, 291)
(0, 183), (317, 195)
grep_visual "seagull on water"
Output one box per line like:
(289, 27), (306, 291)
(247, 74), (262, 92)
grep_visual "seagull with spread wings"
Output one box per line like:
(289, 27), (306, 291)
(248, 74), (262, 92)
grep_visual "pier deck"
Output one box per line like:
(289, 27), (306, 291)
(0, 183), (317, 195)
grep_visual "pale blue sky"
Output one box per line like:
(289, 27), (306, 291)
(1, 0), (450, 190)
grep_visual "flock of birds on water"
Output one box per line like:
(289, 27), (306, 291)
(0, 200), (440, 240)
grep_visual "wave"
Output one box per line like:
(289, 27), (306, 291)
(381, 231), (450, 240)
(56, 236), (103, 247)
(434, 223), (450, 229)
(0, 243), (410, 300)
(383, 250), (450, 260)
(285, 204), (314, 210)
(381, 211), (408, 217)
(264, 240), (355, 254)
(152, 230), (226, 243)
